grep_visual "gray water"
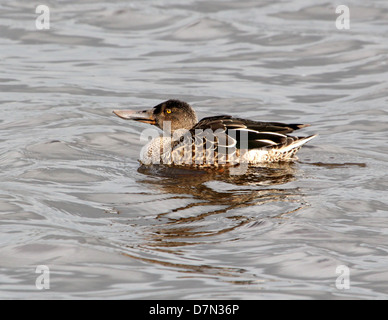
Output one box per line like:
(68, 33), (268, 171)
(1, 0), (388, 300)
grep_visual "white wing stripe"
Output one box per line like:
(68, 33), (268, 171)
(255, 139), (278, 145)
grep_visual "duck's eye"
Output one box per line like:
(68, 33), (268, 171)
(166, 109), (172, 114)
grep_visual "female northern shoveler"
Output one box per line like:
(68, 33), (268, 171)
(113, 99), (316, 168)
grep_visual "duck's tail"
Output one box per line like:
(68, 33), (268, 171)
(270, 134), (317, 161)
(284, 134), (317, 151)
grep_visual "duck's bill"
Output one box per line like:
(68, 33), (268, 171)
(113, 109), (156, 125)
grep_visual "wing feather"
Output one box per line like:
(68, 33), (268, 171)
(178, 115), (312, 156)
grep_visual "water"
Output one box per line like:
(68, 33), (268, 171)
(1, 0), (388, 299)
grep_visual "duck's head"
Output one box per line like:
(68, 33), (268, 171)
(113, 99), (198, 133)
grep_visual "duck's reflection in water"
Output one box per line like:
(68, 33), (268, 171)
(134, 163), (305, 248)
(109, 163), (308, 283)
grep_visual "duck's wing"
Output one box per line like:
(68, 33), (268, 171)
(170, 115), (314, 165)
(191, 115), (310, 150)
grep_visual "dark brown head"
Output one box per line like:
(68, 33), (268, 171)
(113, 99), (198, 133)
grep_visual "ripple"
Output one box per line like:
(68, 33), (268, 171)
(84, 8), (174, 30)
(170, 18), (233, 41)
(1, 0), (388, 299)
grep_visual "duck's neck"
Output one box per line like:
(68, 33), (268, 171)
(162, 128), (192, 141)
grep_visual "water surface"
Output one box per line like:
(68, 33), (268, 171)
(1, 0), (388, 299)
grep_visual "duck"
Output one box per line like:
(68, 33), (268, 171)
(113, 99), (316, 168)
